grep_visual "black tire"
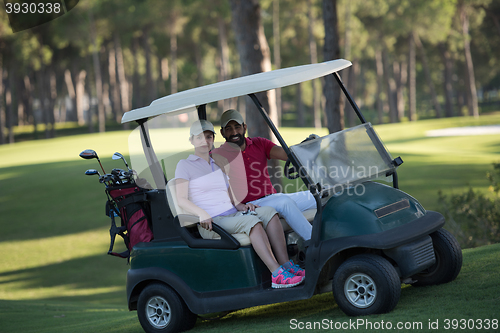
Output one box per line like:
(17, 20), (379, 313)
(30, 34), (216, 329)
(332, 254), (401, 316)
(412, 228), (462, 286)
(137, 283), (197, 333)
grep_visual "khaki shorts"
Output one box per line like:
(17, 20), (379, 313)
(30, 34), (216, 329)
(198, 206), (277, 240)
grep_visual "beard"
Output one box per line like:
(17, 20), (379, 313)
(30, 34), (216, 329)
(225, 133), (245, 147)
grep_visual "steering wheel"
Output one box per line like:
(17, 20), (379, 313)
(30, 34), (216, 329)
(284, 159), (300, 179)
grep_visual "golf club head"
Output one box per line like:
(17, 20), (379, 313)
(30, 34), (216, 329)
(79, 149), (98, 160)
(99, 174), (114, 184)
(112, 152), (130, 169)
(85, 169), (100, 176)
(111, 168), (125, 176)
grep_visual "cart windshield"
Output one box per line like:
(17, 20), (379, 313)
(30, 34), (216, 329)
(289, 123), (395, 193)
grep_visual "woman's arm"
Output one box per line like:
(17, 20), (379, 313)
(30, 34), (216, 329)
(228, 186), (259, 212)
(175, 178), (213, 231)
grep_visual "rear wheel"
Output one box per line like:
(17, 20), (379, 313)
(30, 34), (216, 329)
(412, 228), (462, 286)
(333, 254), (401, 316)
(137, 283), (197, 333)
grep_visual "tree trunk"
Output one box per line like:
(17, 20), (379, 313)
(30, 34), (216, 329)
(23, 73), (37, 138)
(308, 0), (321, 129)
(89, 8), (105, 132)
(16, 75), (26, 126)
(108, 43), (120, 121)
(131, 38), (142, 109)
(439, 42), (455, 117)
(0, 63), (4, 145)
(218, 15), (231, 112)
(395, 60), (407, 120)
(5, 65), (16, 143)
(296, 83), (305, 126)
(408, 32), (417, 121)
(460, 5), (479, 118)
(64, 69), (77, 122)
(194, 46), (203, 87)
(229, 0), (281, 189)
(413, 32), (442, 118)
(348, 58), (359, 126)
(142, 27), (155, 104)
(274, 0), (282, 126)
(170, 15), (178, 95)
(382, 47), (398, 123)
(342, 0), (353, 127)
(322, 0), (343, 133)
(114, 33), (130, 123)
(375, 49), (384, 124)
(229, 0), (278, 138)
(76, 69), (87, 126)
(47, 67), (57, 138)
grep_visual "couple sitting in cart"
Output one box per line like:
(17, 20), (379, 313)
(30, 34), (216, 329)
(174, 109), (316, 289)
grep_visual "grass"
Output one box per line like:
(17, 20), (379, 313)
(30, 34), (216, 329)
(0, 114), (500, 332)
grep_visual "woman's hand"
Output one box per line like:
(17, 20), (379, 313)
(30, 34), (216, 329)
(199, 212), (213, 231)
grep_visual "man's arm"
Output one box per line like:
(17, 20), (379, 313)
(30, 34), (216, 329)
(270, 145), (289, 161)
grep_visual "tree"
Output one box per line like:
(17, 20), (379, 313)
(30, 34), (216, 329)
(229, 0), (278, 138)
(459, 1), (479, 118)
(323, 0), (343, 133)
(229, 0), (281, 188)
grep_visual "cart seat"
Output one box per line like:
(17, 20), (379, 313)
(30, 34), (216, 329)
(166, 180), (316, 246)
(166, 180), (253, 246)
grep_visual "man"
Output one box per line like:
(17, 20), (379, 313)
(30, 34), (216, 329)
(212, 109), (315, 241)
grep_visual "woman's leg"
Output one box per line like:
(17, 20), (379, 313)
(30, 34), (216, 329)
(264, 214), (289, 266)
(249, 222), (280, 273)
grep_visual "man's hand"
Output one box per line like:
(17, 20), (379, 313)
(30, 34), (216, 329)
(236, 202), (259, 212)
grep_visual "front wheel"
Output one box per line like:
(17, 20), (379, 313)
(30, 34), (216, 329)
(332, 254), (401, 316)
(412, 228), (462, 286)
(137, 283), (197, 333)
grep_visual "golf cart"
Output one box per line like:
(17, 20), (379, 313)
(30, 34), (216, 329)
(104, 59), (462, 333)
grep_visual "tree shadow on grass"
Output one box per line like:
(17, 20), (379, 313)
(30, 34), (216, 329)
(0, 158), (158, 243)
(0, 253), (129, 302)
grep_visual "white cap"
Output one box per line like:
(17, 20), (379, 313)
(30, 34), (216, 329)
(190, 120), (215, 136)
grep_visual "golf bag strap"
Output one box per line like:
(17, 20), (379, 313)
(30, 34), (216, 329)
(107, 201), (130, 258)
(115, 192), (148, 209)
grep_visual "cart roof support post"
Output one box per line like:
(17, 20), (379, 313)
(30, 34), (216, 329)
(333, 72), (367, 124)
(138, 119), (168, 188)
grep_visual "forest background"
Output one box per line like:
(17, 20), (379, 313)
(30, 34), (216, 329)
(0, 0), (499, 144)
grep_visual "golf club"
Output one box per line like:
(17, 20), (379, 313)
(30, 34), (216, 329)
(112, 152), (131, 171)
(85, 169), (101, 177)
(79, 149), (106, 174)
(99, 174), (114, 184)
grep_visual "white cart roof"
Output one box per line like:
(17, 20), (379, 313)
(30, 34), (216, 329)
(121, 59), (351, 124)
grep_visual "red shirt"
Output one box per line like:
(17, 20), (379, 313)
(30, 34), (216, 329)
(212, 137), (276, 203)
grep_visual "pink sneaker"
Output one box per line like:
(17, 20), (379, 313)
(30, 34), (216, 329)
(272, 267), (304, 288)
(287, 260), (305, 277)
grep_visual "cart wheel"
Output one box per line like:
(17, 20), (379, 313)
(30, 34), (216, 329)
(333, 254), (400, 316)
(412, 228), (462, 286)
(137, 283), (197, 333)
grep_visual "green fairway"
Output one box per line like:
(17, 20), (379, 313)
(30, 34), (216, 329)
(1, 114), (499, 332)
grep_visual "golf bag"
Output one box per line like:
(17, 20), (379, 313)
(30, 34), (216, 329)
(105, 184), (154, 259)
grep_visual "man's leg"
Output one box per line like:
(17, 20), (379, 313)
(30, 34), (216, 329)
(251, 194), (312, 240)
(282, 190), (317, 211)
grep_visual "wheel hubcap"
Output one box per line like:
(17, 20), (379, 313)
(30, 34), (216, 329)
(344, 273), (377, 308)
(146, 296), (171, 329)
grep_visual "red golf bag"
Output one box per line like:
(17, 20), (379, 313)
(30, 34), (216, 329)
(105, 184), (154, 259)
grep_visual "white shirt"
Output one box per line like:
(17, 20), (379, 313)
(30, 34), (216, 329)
(175, 155), (237, 217)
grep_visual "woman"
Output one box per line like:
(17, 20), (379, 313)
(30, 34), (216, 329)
(174, 120), (305, 288)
